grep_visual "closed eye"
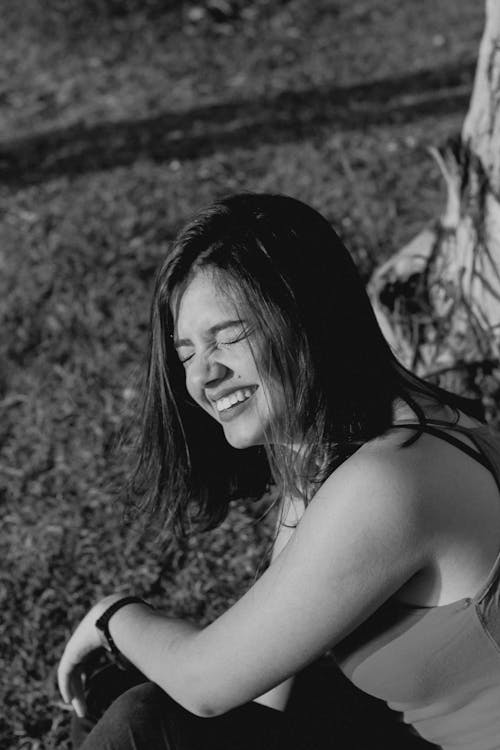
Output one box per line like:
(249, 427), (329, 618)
(178, 333), (249, 365)
(175, 323), (254, 366)
(175, 344), (195, 365)
(217, 329), (252, 347)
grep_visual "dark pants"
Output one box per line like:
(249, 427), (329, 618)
(72, 652), (304, 750)
(72, 651), (437, 750)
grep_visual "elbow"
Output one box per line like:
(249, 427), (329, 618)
(185, 699), (225, 719)
(153, 637), (245, 718)
(157, 670), (233, 719)
(179, 681), (239, 718)
(174, 690), (231, 718)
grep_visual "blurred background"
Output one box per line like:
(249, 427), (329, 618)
(0, 1), (485, 747)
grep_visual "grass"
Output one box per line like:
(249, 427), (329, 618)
(0, 1), (488, 747)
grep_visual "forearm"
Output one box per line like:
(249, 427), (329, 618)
(109, 600), (293, 715)
(108, 602), (211, 715)
(102, 499), (304, 716)
(251, 496), (300, 711)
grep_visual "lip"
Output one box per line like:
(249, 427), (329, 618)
(217, 393), (256, 423)
(206, 384), (259, 404)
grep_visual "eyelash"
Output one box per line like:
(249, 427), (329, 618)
(179, 332), (249, 365)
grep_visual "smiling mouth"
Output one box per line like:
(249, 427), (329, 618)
(215, 387), (257, 413)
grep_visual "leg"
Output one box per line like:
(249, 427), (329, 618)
(71, 651), (147, 748)
(78, 682), (294, 750)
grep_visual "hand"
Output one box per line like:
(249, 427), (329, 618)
(57, 593), (123, 717)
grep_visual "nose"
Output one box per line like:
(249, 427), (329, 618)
(188, 351), (229, 395)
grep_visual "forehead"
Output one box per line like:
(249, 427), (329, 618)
(172, 269), (243, 334)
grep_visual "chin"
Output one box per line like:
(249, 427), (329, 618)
(222, 423), (266, 450)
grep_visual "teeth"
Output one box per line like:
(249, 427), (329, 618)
(216, 388), (254, 412)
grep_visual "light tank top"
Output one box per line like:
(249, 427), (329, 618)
(334, 421), (500, 750)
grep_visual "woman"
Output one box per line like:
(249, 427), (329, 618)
(58, 193), (500, 750)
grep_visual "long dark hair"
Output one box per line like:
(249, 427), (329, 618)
(130, 193), (478, 537)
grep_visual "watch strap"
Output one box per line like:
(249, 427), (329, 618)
(95, 596), (149, 668)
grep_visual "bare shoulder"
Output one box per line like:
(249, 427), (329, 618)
(293, 432), (435, 572)
(306, 424), (498, 568)
(312, 429), (433, 522)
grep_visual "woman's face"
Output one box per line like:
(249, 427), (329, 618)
(172, 269), (282, 449)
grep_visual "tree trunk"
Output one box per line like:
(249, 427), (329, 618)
(368, 0), (500, 414)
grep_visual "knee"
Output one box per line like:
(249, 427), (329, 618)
(106, 682), (168, 725)
(81, 682), (199, 749)
(87, 682), (170, 744)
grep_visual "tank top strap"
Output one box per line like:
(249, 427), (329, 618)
(425, 419), (500, 490)
(392, 421), (493, 472)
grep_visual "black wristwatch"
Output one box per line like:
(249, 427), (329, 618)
(95, 596), (149, 669)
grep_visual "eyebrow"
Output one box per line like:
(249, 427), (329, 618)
(173, 319), (247, 349)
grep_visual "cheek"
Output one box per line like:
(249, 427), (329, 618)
(260, 376), (286, 415)
(184, 370), (213, 414)
(184, 370), (198, 403)
(240, 342), (266, 381)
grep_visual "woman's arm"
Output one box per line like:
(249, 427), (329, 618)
(59, 447), (431, 718)
(252, 495), (305, 711)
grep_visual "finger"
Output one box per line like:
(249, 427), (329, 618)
(58, 660), (88, 718)
(58, 642), (82, 704)
(57, 648), (73, 704)
(57, 607), (103, 704)
(57, 666), (71, 704)
(71, 698), (86, 718)
(69, 665), (87, 718)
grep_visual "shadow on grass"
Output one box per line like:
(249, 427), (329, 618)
(0, 60), (475, 186)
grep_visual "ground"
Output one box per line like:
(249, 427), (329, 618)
(0, 2), (487, 748)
